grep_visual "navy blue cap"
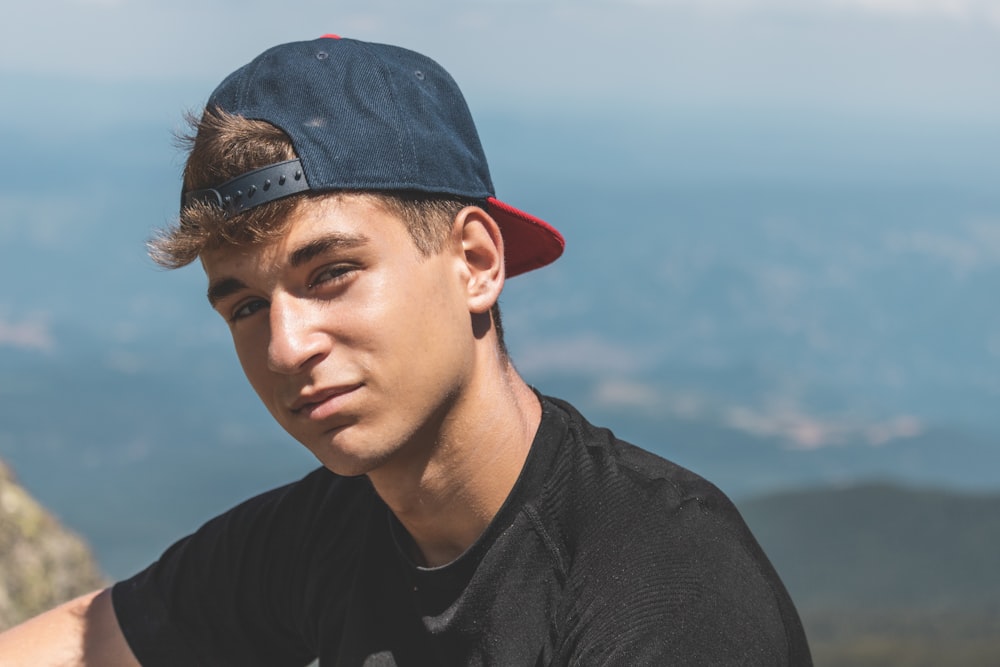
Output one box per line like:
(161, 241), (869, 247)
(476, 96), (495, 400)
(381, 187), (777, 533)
(183, 35), (564, 277)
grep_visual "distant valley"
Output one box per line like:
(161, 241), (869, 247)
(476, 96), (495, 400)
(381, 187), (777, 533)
(741, 483), (1000, 666)
(2, 99), (999, 665)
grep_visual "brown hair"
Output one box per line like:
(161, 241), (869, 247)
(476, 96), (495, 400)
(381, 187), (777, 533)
(149, 107), (505, 349)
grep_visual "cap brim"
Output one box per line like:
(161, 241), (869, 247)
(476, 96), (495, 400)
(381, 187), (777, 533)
(486, 197), (565, 278)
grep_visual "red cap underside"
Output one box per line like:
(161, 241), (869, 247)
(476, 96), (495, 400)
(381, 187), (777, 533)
(487, 197), (565, 277)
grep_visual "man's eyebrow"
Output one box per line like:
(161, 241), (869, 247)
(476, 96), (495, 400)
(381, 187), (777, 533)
(205, 233), (370, 307)
(207, 277), (248, 308)
(289, 232), (370, 269)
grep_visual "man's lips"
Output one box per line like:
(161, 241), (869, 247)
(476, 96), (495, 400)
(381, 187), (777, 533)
(290, 384), (363, 417)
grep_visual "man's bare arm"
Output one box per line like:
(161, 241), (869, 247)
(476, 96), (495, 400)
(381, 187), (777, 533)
(0, 587), (140, 666)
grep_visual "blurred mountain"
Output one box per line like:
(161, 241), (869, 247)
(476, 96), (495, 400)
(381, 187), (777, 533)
(739, 483), (1000, 667)
(0, 458), (105, 631)
(740, 482), (1000, 610)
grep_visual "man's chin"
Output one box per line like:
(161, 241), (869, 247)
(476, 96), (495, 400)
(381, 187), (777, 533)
(305, 435), (393, 479)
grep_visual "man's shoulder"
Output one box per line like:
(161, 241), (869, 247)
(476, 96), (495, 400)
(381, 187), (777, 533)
(162, 466), (381, 562)
(537, 393), (790, 600)
(536, 393), (758, 569)
(535, 395), (812, 665)
(540, 394), (731, 510)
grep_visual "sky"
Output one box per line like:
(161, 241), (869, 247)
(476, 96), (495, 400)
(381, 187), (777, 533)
(3, 0), (999, 376)
(2, 0), (999, 423)
(3, 0), (1000, 125)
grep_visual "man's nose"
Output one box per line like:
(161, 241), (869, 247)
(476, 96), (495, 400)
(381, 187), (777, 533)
(267, 294), (329, 374)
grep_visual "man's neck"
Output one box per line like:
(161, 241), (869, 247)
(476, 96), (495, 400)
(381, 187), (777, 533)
(367, 362), (542, 568)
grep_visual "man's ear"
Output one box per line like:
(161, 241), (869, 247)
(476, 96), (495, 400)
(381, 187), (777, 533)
(451, 206), (505, 314)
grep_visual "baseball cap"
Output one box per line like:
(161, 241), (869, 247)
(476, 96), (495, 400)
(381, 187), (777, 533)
(183, 35), (564, 277)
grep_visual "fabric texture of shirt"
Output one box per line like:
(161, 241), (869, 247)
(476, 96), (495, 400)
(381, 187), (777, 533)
(112, 395), (812, 665)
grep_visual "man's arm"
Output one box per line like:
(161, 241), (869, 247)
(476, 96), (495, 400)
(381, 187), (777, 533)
(0, 587), (140, 666)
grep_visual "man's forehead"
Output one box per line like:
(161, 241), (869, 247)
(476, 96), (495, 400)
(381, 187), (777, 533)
(200, 193), (408, 270)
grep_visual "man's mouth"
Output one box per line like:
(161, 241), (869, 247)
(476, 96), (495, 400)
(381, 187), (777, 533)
(290, 383), (363, 418)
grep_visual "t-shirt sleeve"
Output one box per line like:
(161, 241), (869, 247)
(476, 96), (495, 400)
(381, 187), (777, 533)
(556, 488), (812, 666)
(111, 468), (357, 667)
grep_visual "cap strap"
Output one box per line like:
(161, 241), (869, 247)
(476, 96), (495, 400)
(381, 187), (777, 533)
(181, 159), (310, 216)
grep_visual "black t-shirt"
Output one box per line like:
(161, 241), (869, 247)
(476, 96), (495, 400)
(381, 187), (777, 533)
(113, 396), (812, 665)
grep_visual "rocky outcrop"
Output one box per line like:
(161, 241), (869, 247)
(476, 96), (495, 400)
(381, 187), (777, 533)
(0, 459), (105, 630)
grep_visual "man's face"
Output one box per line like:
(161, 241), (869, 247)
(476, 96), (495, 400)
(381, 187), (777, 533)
(202, 195), (476, 477)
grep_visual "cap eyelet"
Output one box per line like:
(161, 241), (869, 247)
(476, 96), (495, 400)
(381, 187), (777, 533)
(316, 51), (329, 60)
(414, 70), (425, 80)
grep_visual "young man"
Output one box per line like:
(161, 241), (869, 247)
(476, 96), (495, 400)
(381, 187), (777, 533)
(0, 36), (811, 665)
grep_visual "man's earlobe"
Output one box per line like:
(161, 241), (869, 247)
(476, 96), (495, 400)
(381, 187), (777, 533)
(456, 206), (505, 314)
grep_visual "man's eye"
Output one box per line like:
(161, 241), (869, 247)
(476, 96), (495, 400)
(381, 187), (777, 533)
(309, 265), (355, 288)
(231, 299), (268, 322)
